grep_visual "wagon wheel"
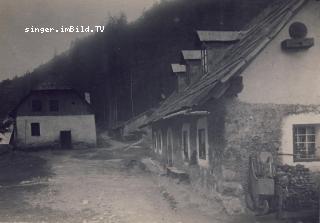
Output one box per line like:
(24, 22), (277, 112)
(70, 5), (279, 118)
(247, 180), (271, 215)
(256, 199), (270, 216)
(245, 192), (255, 211)
(247, 155), (273, 215)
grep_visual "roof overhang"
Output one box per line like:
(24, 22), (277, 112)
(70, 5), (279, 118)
(139, 109), (210, 128)
(163, 109), (210, 120)
(181, 50), (201, 61)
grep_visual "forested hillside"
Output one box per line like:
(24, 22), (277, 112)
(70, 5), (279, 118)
(0, 0), (272, 128)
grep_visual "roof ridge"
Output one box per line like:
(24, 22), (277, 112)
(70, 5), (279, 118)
(146, 0), (306, 124)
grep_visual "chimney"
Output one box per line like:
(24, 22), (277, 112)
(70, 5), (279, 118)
(84, 92), (91, 104)
(196, 30), (242, 75)
(181, 50), (202, 85)
(171, 64), (188, 92)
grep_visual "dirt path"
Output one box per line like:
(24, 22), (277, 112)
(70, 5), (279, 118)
(0, 143), (290, 223)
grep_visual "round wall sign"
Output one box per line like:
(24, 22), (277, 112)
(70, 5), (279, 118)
(289, 22), (308, 39)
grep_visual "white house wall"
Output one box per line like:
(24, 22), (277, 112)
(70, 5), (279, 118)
(16, 115), (97, 148)
(239, 1), (320, 105)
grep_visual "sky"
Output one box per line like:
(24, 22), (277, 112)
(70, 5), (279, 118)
(0, 0), (158, 81)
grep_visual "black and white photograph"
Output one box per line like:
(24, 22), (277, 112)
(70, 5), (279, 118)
(0, 0), (319, 222)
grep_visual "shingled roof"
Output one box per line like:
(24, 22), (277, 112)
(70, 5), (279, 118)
(145, 0), (306, 125)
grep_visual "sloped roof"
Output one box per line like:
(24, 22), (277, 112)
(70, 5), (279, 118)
(197, 31), (244, 42)
(9, 85), (94, 117)
(181, 50), (201, 60)
(145, 0), (306, 125)
(171, 64), (186, 73)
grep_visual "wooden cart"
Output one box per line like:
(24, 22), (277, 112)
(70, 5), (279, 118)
(247, 152), (275, 215)
(247, 152), (318, 221)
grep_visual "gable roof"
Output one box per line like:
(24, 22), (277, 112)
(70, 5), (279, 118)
(9, 87), (94, 117)
(181, 50), (201, 60)
(197, 31), (244, 42)
(145, 0), (306, 125)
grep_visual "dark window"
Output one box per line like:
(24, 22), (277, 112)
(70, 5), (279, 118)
(31, 123), (40, 136)
(182, 130), (189, 160)
(293, 126), (318, 162)
(49, 100), (59, 111)
(185, 72), (190, 85)
(153, 133), (157, 152)
(198, 129), (206, 160)
(32, 100), (42, 112)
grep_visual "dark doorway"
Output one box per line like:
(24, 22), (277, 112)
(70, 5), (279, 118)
(60, 131), (72, 149)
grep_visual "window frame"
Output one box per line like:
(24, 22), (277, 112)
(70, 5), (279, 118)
(201, 48), (208, 75)
(196, 117), (209, 167)
(181, 123), (191, 162)
(198, 128), (206, 160)
(167, 128), (174, 166)
(157, 131), (163, 155)
(293, 124), (319, 162)
(31, 123), (40, 136)
(153, 132), (158, 153)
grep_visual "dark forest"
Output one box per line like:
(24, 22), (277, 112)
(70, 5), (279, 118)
(0, 0), (272, 128)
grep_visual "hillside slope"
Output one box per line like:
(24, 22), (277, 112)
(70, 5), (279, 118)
(0, 0), (272, 127)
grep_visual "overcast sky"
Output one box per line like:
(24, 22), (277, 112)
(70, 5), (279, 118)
(0, 0), (158, 81)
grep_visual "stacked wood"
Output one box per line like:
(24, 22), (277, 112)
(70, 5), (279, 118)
(275, 164), (318, 212)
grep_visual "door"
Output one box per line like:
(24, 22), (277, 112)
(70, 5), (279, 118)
(60, 131), (72, 149)
(166, 129), (174, 166)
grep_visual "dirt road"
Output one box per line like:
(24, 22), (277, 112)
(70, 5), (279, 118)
(0, 140), (289, 223)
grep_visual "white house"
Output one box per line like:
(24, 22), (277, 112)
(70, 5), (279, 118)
(11, 82), (97, 149)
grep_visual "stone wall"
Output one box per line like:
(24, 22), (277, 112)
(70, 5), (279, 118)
(151, 97), (320, 213)
(208, 97), (320, 192)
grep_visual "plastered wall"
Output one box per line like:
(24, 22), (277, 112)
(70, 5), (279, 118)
(16, 115), (97, 148)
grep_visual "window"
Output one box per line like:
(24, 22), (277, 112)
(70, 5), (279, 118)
(157, 131), (163, 154)
(293, 126), (318, 161)
(32, 100), (42, 112)
(197, 117), (209, 167)
(31, 123), (40, 136)
(182, 130), (189, 160)
(201, 48), (208, 74)
(153, 132), (157, 152)
(182, 124), (191, 163)
(198, 129), (206, 160)
(49, 100), (59, 111)
(185, 72), (191, 85)
(167, 128), (173, 166)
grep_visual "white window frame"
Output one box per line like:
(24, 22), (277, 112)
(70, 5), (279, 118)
(167, 128), (174, 166)
(153, 132), (158, 153)
(181, 123), (191, 162)
(293, 125), (318, 162)
(158, 131), (163, 155)
(201, 48), (208, 75)
(196, 117), (209, 167)
(280, 114), (320, 170)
